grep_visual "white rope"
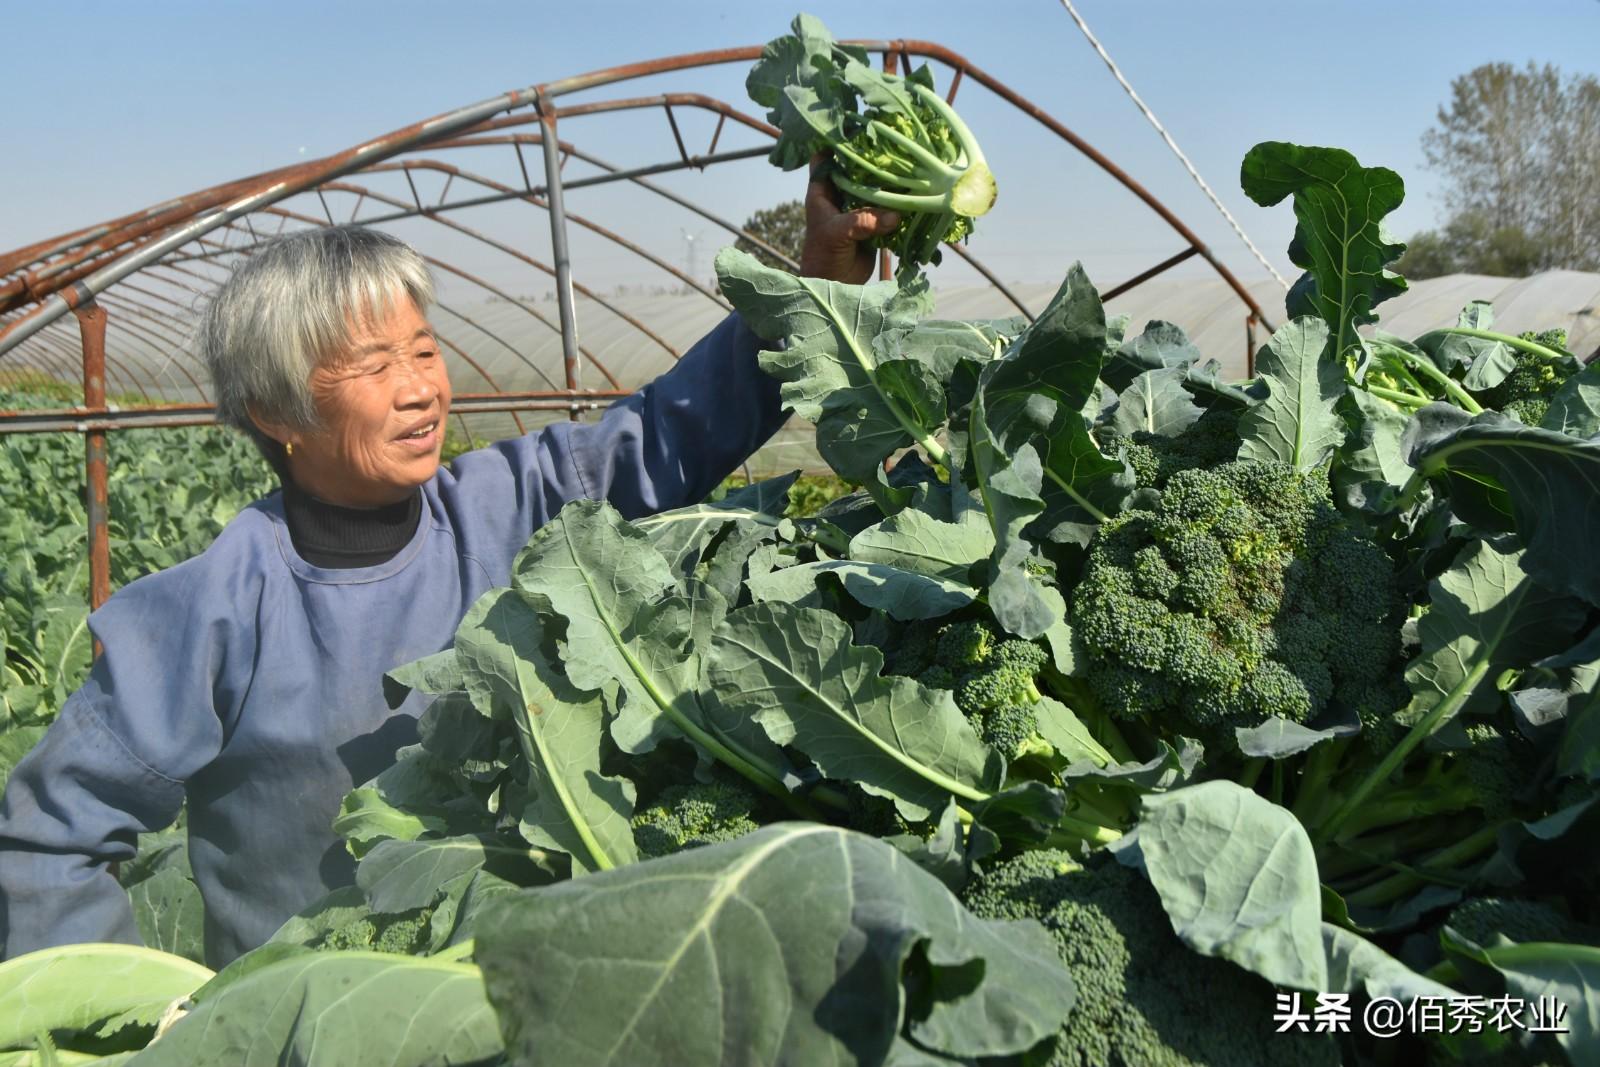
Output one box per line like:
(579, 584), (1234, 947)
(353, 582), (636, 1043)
(1057, 0), (1291, 291)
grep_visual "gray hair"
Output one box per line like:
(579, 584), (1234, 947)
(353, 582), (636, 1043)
(197, 226), (435, 469)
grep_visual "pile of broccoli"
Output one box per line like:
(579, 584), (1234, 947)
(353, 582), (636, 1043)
(962, 849), (1341, 1066)
(1071, 460), (1402, 745)
(883, 618), (1052, 760)
(630, 780), (762, 860)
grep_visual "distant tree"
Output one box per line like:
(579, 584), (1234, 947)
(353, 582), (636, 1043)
(735, 200), (806, 271)
(1395, 210), (1546, 280)
(1406, 62), (1600, 276)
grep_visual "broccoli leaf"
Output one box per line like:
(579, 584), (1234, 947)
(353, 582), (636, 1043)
(1321, 923), (1463, 1003)
(509, 500), (798, 804)
(848, 506), (996, 584)
(1404, 404), (1600, 605)
(0, 944), (213, 1050)
(131, 952), (501, 1067)
(1405, 538), (1588, 726)
(1113, 780), (1328, 992)
(1418, 302), (1515, 387)
(631, 474), (793, 582)
(716, 247), (936, 499)
(709, 602), (1000, 820)
(354, 835), (559, 915)
(1543, 362), (1600, 439)
(745, 558), (978, 620)
(1240, 142), (1407, 358)
(475, 825), (1073, 1066)
(453, 586), (638, 873)
(1333, 386), (1413, 515)
(1101, 318), (1203, 393)
(1440, 930), (1600, 1065)
(1237, 317), (1346, 472)
(1112, 367), (1204, 438)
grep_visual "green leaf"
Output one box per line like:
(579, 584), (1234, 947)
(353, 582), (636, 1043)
(1543, 363), (1600, 439)
(0, 944), (212, 1049)
(709, 603), (999, 820)
(1419, 302), (1515, 386)
(1240, 142), (1407, 357)
(476, 824), (1073, 1067)
(126, 867), (205, 966)
(633, 476), (793, 581)
(716, 247), (937, 488)
(745, 15), (855, 169)
(981, 264), (1106, 422)
(1441, 931), (1600, 1065)
(356, 835), (558, 914)
(128, 953), (501, 1067)
(454, 586), (638, 872)
(1033, 696), (1115, 766)
(1405, 539), (1589, 726)
(510, 500), (795, 801)
(1115, 780), (1327, 992)
(1238, 317), (1345, 471)
(1101, 319), (1203, 393)
(1113, 368), (1204, 438)
(849, 507), (995, 584)
(745, 559), (977, 620)
(1321, 923), (1462, 1002)
(1404, 405), (1600, 605)
(1334, 387), (1413, 515)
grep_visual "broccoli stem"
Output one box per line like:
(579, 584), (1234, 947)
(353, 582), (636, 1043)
(1317, 816), (1478, 881)
(1289, 739), (1344, 827)
(1360, 381), (1431, 410)
(1237, 756), (1267, 790)
(1315, 658), (1492, 842)
(829, 142), (938, 193)
(1339, 825), (1500, 909)
(866, 119), (964, 183)
(1424, 327), (1571, 363)
(1369, 340), (1484, 413)
(911, 82), (989, 179)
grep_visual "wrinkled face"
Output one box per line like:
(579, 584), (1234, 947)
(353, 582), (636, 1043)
(286, 296), (452, 507)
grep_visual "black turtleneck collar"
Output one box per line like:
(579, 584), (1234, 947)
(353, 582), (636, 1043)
(281, 481), (422, 569)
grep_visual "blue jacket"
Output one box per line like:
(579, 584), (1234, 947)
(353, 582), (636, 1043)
(0, 313), (786, 967)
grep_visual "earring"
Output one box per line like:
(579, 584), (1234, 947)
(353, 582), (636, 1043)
(285, 442), (294, 457)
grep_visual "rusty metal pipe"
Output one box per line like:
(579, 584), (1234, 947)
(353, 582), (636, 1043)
(73, 303), (112, 618)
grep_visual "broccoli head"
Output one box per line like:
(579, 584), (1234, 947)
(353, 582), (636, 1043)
(1446, 895), (1600, 949)
(631, 780), (762, 859)
(319, 906), (434, 955)
(1071, 460), (1401, 745)
(1476, 328), (1575, 426)
(963, 849), (1341, 1067)
(1100, 405), (1242, 491)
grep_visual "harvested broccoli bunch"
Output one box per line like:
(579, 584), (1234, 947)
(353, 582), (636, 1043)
(963, 850), (1340, 1067)
(1101, 406), (1242, 491)
(748, 16), (995, 281)
(1446, 895), (1600, 949)
(631, 780), (762, 859)
(319, 906), (434, 955)
(1477, 328), (1575, 425)
(1072, 461), (1400, 745)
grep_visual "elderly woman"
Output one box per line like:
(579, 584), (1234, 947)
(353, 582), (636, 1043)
(0, 176), (898, 966)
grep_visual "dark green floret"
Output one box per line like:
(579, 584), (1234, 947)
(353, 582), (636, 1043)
(1071, 460), (1401, 747)
(631, 780), (762, 859)
(1100, 406), (1241, 491)
(1445, 896), (1600, 949)
(962, 850), (1341, 1067)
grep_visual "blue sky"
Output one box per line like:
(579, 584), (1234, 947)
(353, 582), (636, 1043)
(5, 0), (1599, 297)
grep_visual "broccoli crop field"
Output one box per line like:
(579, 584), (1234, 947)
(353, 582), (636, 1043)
(2, 16), (1598, 1067)
(0, 393), (273, 777)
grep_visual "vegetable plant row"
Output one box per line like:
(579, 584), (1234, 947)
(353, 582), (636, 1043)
(4, 20), (1599, 1067)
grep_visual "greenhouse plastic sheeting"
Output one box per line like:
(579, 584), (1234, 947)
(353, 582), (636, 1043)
(70, 270), (1600, 477)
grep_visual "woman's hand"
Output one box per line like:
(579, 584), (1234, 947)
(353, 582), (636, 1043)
(799, 153), (901, 285)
